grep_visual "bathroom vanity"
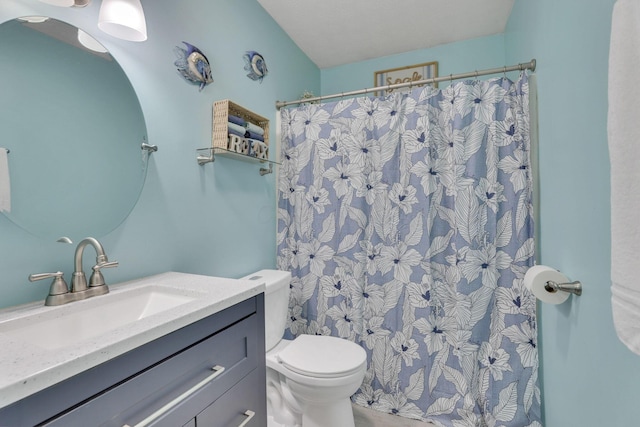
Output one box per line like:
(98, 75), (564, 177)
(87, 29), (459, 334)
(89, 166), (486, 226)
(0, 272), (266, 427)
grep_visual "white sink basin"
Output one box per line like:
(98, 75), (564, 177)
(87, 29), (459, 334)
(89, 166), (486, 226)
(0, 285), (196, 350)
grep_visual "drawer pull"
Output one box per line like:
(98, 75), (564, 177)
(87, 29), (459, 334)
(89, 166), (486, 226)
(238, 410), (255, 427)
(123, 365), (225, 427)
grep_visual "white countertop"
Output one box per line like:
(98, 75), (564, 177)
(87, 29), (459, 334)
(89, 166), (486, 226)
(0, 272), (265, 408)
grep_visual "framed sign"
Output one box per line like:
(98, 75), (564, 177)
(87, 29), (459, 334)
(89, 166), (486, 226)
(374, 61), (438, 96)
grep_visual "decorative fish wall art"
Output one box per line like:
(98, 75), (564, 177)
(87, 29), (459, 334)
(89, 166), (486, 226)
(174, 42), (213, 91)
(243, 51), (268, 83)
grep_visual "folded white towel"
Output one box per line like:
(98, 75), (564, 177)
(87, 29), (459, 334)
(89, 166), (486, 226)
(0, 148), (10, 213)
(608, 0), (640, 355)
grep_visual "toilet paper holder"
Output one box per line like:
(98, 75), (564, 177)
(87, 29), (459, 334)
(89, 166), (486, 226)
(544, 280), (582, 296)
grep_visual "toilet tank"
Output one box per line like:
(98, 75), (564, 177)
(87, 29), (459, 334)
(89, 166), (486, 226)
(242, 269), (291, 351)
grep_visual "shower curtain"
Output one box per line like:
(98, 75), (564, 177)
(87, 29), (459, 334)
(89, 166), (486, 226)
(277, 74), (541, 427)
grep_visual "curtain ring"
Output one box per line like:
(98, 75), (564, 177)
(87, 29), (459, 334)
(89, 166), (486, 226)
(503, 66), (507, 78)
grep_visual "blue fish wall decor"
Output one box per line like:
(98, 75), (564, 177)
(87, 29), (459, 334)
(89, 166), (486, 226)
(174, 42), (213, 91)
(243, 51), (268, 83)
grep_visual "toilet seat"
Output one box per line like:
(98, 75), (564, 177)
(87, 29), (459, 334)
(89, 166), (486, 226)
(276, 335), (366, 378)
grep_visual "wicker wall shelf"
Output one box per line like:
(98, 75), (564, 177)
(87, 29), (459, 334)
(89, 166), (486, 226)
(212, 99), (269, 150)
(199, 99), (274, 175)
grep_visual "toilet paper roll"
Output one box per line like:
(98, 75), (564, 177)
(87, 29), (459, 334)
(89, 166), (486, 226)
(524, 265), (571, 304)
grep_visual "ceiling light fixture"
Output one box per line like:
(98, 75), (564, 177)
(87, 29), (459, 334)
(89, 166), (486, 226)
(37, 0), (147, 42)
(98, 0), (147, 42)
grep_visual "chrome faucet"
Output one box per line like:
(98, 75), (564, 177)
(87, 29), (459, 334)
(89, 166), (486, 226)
(29, 237), (118, 306)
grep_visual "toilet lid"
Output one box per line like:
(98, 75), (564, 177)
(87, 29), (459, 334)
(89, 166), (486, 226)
(277, 335), (366, 378)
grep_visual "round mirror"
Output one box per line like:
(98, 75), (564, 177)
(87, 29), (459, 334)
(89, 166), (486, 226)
(0, 17), (148, 241)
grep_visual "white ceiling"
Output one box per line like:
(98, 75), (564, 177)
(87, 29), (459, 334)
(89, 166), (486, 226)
(257, 0), (515, 69)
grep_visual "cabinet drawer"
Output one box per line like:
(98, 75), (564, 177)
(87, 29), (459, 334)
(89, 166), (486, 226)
(45, 313), (259, 427)
(196, 368), (266, 427)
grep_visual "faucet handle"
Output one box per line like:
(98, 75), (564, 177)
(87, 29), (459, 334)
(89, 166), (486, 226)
(29, 271), (69, 296)
(96, 260), (119, 270)
(89, 260), (118, 287)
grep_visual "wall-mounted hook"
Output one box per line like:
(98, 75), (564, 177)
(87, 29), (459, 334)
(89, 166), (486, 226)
(142, 142), (158, 153)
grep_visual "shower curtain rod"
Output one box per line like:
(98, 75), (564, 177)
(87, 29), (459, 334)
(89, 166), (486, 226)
(276, 59), (536, 109)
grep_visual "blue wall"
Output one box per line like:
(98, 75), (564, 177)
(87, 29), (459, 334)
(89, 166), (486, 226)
(505, 1), (640, 426)
(0, 0), (319, 308)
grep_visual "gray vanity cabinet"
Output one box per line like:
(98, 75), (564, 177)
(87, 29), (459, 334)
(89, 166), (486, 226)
(0, 294), (266, 427)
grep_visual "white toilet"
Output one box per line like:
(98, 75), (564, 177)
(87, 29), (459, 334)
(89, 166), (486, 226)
(243, 270), (367, 427)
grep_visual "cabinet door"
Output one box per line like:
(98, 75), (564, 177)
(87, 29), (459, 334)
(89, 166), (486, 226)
(196, 369), (266, 427)
(0, 297), (258, 427)
(44, 314), (259, 427)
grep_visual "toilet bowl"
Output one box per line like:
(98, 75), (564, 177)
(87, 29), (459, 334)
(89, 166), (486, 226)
(242, 270), (367, 427)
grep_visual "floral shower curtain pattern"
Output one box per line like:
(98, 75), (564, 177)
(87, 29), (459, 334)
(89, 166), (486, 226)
(277, 74), (541, 427)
